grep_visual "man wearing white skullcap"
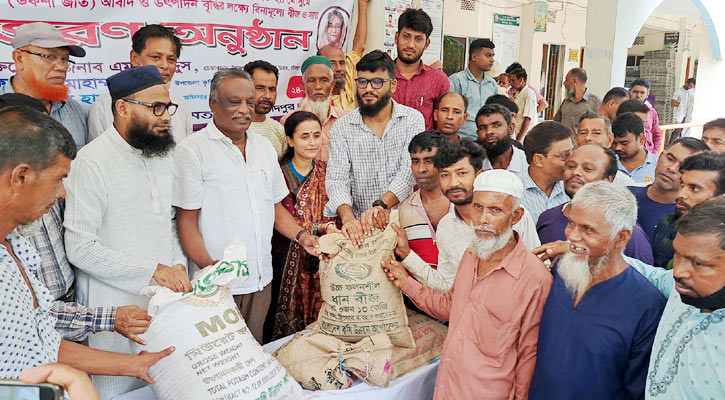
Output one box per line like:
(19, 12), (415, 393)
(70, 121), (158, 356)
(383, 168), (553, 400)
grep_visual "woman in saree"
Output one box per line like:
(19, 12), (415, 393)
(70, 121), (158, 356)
(266, 111), (340, 342)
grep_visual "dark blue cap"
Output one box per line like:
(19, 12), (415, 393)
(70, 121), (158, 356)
(107, 65), (165, 100)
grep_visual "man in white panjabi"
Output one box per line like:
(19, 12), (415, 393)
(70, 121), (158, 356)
(64, 66), (192, 399)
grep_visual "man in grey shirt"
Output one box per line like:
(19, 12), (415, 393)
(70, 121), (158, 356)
(553, 68), (601, 135)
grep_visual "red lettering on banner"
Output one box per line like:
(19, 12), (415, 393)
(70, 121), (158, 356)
(225, 2), (247, 13)
(0, 19), (311, 57)
(100, 21), (145, 38)
(201, 0), (223, 13)
(0, 20), (100, 47)
(100, 0), (133, 7)
(61, 0), (95, 9)
(286, 75), (304, 99)
(286, 6), (299, 18)
(287, 0), (309, 7)
(8, 0), (56, 8)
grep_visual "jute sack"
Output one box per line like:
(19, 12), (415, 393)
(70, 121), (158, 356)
(317, 211), (415, 348)
(274, 331), (393, 390)
(136, 240), (303, 400)
(390, 309), (448, 379)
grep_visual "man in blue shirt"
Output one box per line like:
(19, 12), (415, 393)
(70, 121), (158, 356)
(529, 181), (666, 400)
(628, 197), (725, 400)
(1, 22), (88, 149)
(448, 39), (498, 140)
(613, 112), (658, 184)
(628, 137), (709, 242)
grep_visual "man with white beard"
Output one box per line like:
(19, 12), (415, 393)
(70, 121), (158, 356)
(528, 181), (667, 400)
(281, 55), (347, 161)
(383, 169), (552, 399)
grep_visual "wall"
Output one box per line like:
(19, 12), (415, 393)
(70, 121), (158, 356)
(628, 28), (667, 56)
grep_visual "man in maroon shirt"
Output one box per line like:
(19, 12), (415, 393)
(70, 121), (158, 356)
(392, 8), (449, 130)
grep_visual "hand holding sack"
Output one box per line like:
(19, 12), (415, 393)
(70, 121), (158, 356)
(317, 211), (415, 348)
(135, 239), (304, 400)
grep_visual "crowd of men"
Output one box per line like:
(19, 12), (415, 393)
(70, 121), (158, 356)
(0, 4), (724, 400)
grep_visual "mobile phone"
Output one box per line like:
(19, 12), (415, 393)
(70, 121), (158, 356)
(0, 380), (64, 400)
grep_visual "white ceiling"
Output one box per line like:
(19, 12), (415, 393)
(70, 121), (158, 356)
(652, 0), (702, 20)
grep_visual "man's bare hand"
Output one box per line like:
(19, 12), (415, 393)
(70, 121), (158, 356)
(298, 232), (321, 257)
(533, 240), (569, 262)
(133, 347), (174, 384)
(342, 219), (364, 246)
(390, 223), (411, 259)
(381, 259), (408, 289)
(360, 206), (390, 236)
(153, 264), (192, 293)
(21, 363), (99, 400)
(115, 305), (152, 345)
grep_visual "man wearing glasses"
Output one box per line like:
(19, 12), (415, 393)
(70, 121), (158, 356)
(325, 50), (424, 244)
(3, 22), (88, 149)
(64, 66), (191, 399)
(519, 121), (574, 223)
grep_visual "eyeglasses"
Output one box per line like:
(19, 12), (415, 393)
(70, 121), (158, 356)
(547, 151), (572, 161)
(355, 78), (394, 89)
(122, 99), (178, 116)
(19, 50), (75, 66)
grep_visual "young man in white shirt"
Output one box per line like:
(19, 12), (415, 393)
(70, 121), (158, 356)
(87, 24), (193, 143)
(173, 69), (319, 344)
(244, 60), (287, 160)
(508, 68), (537, 141)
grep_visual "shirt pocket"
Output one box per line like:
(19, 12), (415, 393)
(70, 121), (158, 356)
(249, 168), (273, 202)
(472, 302), (517, 367)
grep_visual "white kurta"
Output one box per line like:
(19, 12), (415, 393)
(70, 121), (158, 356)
(64, 127), (186, 399)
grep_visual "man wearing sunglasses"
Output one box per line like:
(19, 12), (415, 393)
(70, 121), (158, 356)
(325, 50), (424, 244)
(64, 66), (190, 399)
(2, 22), (88, 149)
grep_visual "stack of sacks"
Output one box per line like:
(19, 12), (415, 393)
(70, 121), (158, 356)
(390, 309), (448, 379)
(135, 240), (304, 400)
(316, 211), (415, 348)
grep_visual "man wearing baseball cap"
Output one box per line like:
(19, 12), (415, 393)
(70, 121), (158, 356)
(2, 22), (88, 149)
(383, 169), (553, 399)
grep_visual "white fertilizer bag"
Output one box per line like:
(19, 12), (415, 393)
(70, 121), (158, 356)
(136, 240), (304, 400)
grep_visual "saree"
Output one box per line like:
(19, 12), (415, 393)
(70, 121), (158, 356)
(267, 160), (337, 342)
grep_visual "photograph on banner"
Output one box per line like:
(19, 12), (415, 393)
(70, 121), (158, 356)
(0, 0), (354, 130)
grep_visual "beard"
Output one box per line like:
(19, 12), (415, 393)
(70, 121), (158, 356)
(27, 70), (69, 102)
(334, 77), (345, 89)
(305, 97), (331, 122)
(469, 225), (513, 261)
(557, 249), (609, 297)
(356, 90), (392, 118)
(126, 118), (176, 157)
(397, 48), (424, 65)
(480, 136), (512, 159)
(254, 98), (273, 115)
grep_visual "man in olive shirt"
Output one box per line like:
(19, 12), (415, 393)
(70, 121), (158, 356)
(553, 68), (601, 134)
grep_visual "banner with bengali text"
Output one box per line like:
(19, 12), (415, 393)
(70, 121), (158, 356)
(0, 0), (354, 128)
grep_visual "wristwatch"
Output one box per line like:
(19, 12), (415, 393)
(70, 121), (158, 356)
(295, 229), (308, 243)
(372, 199), (388, 209)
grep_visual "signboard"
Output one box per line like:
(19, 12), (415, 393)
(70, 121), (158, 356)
(664, 32), (680, 50)
(535, 2), (548, 32)
(0, 0), (354, 127)
(492, 13), (520, 72)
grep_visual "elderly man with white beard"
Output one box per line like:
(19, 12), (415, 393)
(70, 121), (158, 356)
(281, 55), (347, 161)
(528, 181), (667, 400)
(383, 170), (552, 399)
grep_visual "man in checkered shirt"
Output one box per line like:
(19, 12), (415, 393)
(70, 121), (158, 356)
(324, 50), (424, 245)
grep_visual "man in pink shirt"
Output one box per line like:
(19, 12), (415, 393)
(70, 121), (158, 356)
(630, 79), (662, 154)
(391, 8), (449, 130)
(383, 169), (553, 399)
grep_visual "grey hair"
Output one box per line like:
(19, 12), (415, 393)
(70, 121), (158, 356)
(209, 68), (254, 101)
(569, 181), (637, 239)
(302, 65), (334, 83)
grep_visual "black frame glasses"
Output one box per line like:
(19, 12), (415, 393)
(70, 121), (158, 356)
(355, 78), (394, 89)
(19, 49), (75, 66)
(122, 99), (178, 116)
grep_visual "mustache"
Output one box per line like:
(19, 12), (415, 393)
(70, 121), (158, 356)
(257, 99), (273, 106)
(232, 113), (251, 121)
(675, 278), (696, 292)
(444, 187), (467, 195)
(471, 225), (496, 234)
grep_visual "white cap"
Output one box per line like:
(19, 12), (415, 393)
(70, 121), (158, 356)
(485, 60), (503, 78)
(473, 169), (524, 199)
